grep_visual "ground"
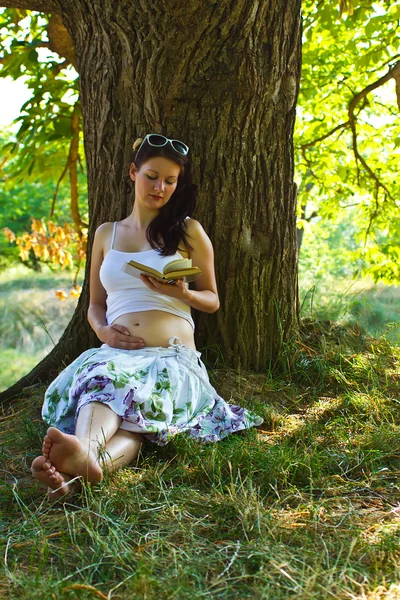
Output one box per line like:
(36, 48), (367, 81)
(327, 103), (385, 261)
(1, 320), (399, 599)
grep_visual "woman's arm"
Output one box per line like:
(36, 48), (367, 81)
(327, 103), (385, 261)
(87, 223), (110, 334)
(140, 219), (220, 314)
(88, 223), (146, 349)
(182, 218), (219, 313)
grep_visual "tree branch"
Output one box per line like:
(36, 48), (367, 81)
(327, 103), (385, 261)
(300, 148), (324, 189)
(50, 158), (68, 217)
(349, 61), (400, 114)
(47, 13), (77, 69)
(348, 61), (400, 200)
(363, 183), (381, 250)
(299, 121), (350, 150)
(69, 101), (84, 237)
(0, 0), (60, 12)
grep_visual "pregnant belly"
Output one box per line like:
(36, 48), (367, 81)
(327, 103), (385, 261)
(111, 310), (196, 350)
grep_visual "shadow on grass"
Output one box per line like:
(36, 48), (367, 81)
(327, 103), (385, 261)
(1, 322), (400, 599)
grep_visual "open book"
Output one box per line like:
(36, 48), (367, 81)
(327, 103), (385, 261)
(122, 257), (202, 283)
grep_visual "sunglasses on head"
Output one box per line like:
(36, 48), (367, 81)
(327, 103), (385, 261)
(136, 134), (189, 157)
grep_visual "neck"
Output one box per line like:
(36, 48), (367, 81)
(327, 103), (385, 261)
(127, 201), (159, 230)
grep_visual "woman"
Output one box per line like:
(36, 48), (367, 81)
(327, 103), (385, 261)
(31, 134), (263, 499)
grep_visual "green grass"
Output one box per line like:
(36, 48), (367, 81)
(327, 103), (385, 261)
(1, 323), (400, 599)
(0, 265), (79, 391)
(1, 267), (400, 598)
(299, 275), (400, 344)
(0, 349), (46, 391)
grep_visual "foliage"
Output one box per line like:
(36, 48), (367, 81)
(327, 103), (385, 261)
(298, 215), (400, 344)
(1, 2), (399, 287)
(0, 9), (87, 244)
(296, 0), (400, 284)
(0, 130), (88, 275)
(0, 10), (81, 182)
(0, 157), (75, 268)
(3, 217), (86, 274)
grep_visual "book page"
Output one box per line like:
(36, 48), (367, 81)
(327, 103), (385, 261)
(163, 258), (192, 274)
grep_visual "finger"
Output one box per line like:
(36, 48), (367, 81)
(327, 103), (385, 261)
(115, 338), (144, 348)
(114, 334), (145, 344)
(140, 275), (154, 289)
(117, 340), (146, 349)
(149, 276), (166, 288)
(111, 324), (131, 336)
(118, 337), (145, 345)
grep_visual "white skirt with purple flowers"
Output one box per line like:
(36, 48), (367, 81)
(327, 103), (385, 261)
(42, 338), (263, 445)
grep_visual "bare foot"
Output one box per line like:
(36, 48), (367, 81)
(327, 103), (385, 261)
(42, 434), (52, 459)
(45, 427), (103, 483)
(31, 455), (78, 500)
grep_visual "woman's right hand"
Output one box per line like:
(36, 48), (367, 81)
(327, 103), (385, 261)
(97, 324), (145, 350)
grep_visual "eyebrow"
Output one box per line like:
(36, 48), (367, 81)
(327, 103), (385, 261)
(147, 170), (178, 178)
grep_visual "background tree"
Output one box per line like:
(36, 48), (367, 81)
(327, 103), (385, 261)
(2, 1), (398, 285)
(296, 0), (400, 283)
(0, 0), (302, 403)
(0, 9), (86, 237)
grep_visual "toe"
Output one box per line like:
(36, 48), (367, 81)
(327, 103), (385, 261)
(31, 455), (47, 472)
(52, 470), (64, 482)
(46, 427), (65, 444)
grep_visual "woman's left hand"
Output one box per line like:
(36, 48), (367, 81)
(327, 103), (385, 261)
(139, 275), (190, 302)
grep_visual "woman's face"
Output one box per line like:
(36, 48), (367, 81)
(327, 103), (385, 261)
(130, 156), (181, 210)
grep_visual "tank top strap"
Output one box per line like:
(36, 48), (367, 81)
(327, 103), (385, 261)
(110, 221), (117, 250)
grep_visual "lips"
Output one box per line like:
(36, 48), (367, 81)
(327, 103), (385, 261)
(150, 195), (163, 199)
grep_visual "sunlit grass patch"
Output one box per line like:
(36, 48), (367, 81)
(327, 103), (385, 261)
(0, 349), (44, 392)
(0, 263), (80, 292)
(0, 287), (77, 353)
(1, 266), (400, 597)
(0, 266), (79, 391)
(299, 276), (400, 345)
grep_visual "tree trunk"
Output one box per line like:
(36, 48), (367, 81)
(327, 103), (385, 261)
(0, 0), (301, 404)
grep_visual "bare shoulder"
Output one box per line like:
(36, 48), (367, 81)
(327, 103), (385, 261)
(93, 221), (115, 248)
(185, 218), (209, 242)
(184, 218), (214, 261)
(184, 218), (217, 295)
(95, 221), (114, 238)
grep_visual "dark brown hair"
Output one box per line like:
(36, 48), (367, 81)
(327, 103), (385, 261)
(128, 137), (198, 256)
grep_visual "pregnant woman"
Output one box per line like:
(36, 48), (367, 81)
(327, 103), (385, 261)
(31, 133), (263, 499)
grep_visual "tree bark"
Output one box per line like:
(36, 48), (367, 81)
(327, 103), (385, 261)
(0, 0), (301, 404)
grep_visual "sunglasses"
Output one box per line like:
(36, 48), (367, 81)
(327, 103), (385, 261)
(136, 134), (189, 157)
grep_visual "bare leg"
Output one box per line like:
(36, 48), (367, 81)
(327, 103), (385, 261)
(42, 402), (123, 482)
(33, 427), (143, 498)
(100, 429), (143, 473)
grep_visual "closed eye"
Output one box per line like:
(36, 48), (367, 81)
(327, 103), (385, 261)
(146, 175), (176, 185)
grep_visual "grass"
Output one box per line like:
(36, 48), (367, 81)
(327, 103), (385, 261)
(1, 266), (400, 598)
(0, 265), (79, 391)
(299, 275), (400, 345)
(1, 322), (400, 599)
(0, 349), (44, 391)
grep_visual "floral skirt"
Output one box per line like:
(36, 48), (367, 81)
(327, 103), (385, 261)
(42, 337), (263, 446)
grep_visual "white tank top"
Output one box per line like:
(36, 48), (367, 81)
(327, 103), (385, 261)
(99, 222), (195, 329)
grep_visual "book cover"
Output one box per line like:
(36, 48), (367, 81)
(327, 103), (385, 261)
(121, 258), (202, 283)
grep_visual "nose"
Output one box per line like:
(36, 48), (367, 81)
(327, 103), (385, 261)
(154, 179), (165, 193)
